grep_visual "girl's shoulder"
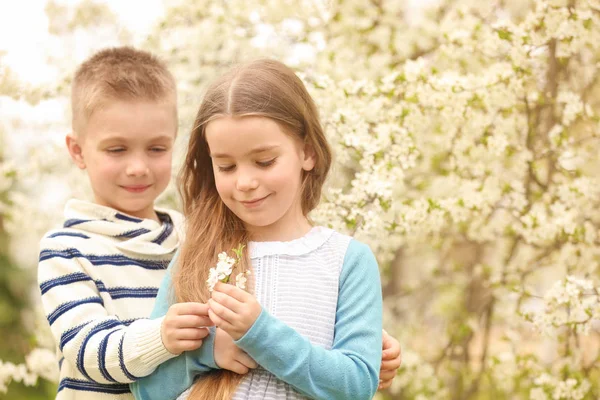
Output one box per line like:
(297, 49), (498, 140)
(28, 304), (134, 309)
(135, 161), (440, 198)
(311, 228), (376, 263)
(341, 238), (377, 265)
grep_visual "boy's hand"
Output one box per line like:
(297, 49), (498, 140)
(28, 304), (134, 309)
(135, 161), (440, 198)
(214, 327), (258, 374)
(208, 282), (261, 341)
(161, 302), (214, 355)
(379, 329), (402, 390)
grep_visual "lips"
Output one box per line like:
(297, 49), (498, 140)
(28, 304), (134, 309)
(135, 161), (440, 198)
(239, 194), (270, 208)
(121, 185), (152, 193)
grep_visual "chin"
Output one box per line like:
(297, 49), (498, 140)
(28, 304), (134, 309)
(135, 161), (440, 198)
(117, 201), (153, 215)
(245, 216), (279, 229)
(234, 212), (265, 224)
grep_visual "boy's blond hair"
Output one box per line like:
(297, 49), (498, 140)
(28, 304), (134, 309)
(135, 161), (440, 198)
(71, 46), (177, 135)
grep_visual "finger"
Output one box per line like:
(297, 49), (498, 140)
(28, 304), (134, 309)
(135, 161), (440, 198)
(175, 314), (214, 328)
(174, 328), (209, 341)
(378, 379), (393, 390)
(381, 358), (402, 371)
(208, 298), (238, 324)
(379, 369), (396, 381)
(212, 290), (244, 314)
(235, 351), (258, 369)
(173, 302), (210, 317)
(214, 282), (249, 302)
(209, 312), (235, 337)
(208, 308), (224, 327)
(382, 348), (401, 360)
(381, 335), (401, 358)
(178, 339), (204, 352)
(209, 308), (235, 332)
(382, 338), (401, 357)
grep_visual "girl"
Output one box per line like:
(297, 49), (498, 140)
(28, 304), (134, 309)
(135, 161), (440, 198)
(133, 59), (383, 400)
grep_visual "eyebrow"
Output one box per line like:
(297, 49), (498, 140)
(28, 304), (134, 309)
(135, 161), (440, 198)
(97, 135), (174, 145)
(211, 145), (280, 158)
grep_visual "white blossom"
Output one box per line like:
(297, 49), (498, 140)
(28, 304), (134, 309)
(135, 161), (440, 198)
(235, 273), (247, 290)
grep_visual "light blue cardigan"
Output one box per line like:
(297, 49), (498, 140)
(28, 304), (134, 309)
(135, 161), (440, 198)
(130, 239), (382, 400)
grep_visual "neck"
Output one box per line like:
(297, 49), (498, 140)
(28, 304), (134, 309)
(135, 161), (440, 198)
(130, 206), (160, 222)
(94, 197), (159, 223)
(247, 216), (312, 242)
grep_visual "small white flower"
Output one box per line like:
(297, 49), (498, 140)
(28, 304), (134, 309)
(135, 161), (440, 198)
(206, 268), (220, 292)
(235, 273), (247, 290)
(215, 259), (234, 280)
(217, 252), (235, 264)
(207, 246), (246, 291)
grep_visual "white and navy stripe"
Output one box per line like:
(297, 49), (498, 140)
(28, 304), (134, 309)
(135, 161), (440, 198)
(38, 199), (182, 399)
(40, 249), (169, 269)
(58, 378), (131, 395)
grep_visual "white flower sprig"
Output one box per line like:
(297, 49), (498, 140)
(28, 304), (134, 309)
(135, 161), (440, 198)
(206, 244), (251, 291)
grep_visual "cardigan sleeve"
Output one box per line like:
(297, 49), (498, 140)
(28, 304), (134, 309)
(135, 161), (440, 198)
(234, 239), (383, 400)
(130, 253), (218, 400)
(38, 236), (175, 384)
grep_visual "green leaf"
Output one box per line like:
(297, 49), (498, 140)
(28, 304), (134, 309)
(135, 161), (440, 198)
(232, 243), (245, 260)
(497, 29), (512, 41)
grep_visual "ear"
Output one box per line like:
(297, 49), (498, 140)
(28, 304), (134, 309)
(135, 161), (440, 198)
(66, 133), (86, 169)
(301, 143), (316, 172)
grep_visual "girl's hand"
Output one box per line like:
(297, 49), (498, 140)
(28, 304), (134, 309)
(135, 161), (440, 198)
(214, 327), (258, 374)
(208, 282), (262, 341)
(379, 329), (402, 390)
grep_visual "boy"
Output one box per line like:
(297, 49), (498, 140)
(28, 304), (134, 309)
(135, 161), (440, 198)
(37, 47), (220, 400)
(38, 47), (401, 400)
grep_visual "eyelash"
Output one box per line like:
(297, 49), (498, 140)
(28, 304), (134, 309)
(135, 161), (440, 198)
(257, 158), (277, 167)
(217, 158), (277, 172)
(106, 147), (166, 154)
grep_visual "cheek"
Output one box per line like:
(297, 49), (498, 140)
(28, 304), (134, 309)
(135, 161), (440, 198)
(87, 161), (118, 190)
(154, 155), (173, 177)
(93, 157), (121, 176)
(267, 163), (302, 190)
(214, 174), (231, 197)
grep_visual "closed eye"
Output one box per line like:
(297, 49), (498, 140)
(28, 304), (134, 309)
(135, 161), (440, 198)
(106, 148), (125, 153)
(257, 158), (277, 168)
(217, 165), (236, 172)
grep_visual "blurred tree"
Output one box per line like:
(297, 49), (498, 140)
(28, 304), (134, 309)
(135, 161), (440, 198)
(2, 0), (600, 399)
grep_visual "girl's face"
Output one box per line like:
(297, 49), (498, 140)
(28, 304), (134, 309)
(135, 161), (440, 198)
(205, 116), (316, 241)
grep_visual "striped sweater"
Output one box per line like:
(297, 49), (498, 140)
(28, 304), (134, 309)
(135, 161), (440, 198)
(38, 199), (184, 399)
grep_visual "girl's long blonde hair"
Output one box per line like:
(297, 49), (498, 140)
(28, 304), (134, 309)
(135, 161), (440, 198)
(174, 59), (332, 399)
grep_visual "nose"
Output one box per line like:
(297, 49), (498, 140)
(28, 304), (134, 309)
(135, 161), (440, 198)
(125, 156), (150, 177)
(235, 168), (258, 192)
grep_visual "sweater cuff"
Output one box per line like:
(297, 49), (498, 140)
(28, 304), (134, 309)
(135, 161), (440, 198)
(188, 326), (218, 369)
(234, 308), (270, 353)
(122, 316), (177, 377)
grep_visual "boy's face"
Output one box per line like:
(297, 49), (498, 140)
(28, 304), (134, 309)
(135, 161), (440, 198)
(67, 99), (177, 221)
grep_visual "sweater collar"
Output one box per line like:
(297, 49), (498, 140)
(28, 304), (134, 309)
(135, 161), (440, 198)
(63, 199), (184, 256)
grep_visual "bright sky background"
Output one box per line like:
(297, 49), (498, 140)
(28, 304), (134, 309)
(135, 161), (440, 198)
(0, 0), (165, 85)
(0, 0), (437, 85)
